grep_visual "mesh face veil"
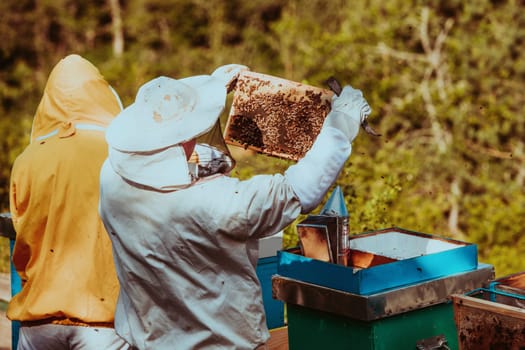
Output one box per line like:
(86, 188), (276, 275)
(191, 119), (236, 178)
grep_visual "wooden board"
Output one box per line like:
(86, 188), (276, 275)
(496, 271), (525, 291)
(224, 71), (334, 161)
(268, 326), (289, 350)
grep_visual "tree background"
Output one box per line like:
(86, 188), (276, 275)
(0, 0), (524, 277)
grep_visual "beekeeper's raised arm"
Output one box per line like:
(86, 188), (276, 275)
(285, 85), (372, 213)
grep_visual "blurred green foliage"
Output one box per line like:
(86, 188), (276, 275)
(0, 0), (524, 277)
(0, 239), (8, 275)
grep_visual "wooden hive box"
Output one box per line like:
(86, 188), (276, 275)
(453, 271), (525, 349)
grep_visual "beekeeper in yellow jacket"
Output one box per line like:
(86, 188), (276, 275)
(7, 54), (130, 349)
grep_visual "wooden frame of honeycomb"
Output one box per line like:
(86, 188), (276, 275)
(224, 71), (334, 161)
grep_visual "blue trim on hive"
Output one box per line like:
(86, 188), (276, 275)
(278, 228), (478, 295)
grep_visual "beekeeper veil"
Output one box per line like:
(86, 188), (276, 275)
(105, 67), (244, 191)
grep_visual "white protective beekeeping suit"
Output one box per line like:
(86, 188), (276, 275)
(99, 65), (371, 350)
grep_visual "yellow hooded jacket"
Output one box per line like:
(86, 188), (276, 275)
(7, 54), (122, 324)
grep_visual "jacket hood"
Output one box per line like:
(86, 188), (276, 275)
(30, 54), (122, 142)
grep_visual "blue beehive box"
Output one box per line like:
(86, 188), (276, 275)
(256, 232), (285, 329)
(256, 256), (285, 329)
(278, 226), (478, 295)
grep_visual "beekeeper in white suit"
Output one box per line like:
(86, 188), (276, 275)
(99, 64), (371, 350)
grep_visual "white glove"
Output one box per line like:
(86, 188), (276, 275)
(211, 64), (249, 92)
(323, 86), (372, 143)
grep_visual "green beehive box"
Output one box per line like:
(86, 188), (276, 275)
(273, 263), (495, 350)
(286, 303), (456, 350)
